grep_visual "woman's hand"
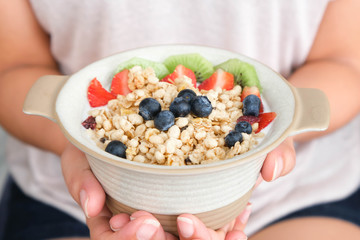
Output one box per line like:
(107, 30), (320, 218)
(61, 142), (250, 239)
(260, 137), (296, 183)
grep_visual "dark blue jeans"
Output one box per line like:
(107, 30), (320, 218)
(0, 176), (89, 240)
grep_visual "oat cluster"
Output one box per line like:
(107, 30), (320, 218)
(87, 66), (263, 166)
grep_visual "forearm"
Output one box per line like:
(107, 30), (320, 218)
(288, 58), (360, 141)
(0, 65), (68, 155)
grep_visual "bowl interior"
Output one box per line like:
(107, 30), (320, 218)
(56, 45), (295, 172)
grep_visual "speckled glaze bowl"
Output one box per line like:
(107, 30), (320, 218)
(23, 45), (330, 234)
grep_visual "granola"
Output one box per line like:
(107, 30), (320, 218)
(85, 66), (264, 166)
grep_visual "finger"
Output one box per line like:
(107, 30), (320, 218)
(61, 143), (105, 218)
(232, 203), (252, 232)
(86, 206), (114, 239)
(177, 214), (216, 240)
(130, 210), (155, 220)
(130, 211), (177, 239)
(225, 230), (248, 240)
(116, 215), (168, 240)
(261, 137), (296, 181)
(109, 213), (131, 231)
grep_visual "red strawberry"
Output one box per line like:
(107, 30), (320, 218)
(237, 112), (276, 133)
(256, 112), (277, 133)
(198, 69), (234, 91)
(241, 86), (264, 113)
(111, 69), (131, 96)
(87, 78), (116, 107)
(162, 65), (197, 87)
(240, 86), (260, 101)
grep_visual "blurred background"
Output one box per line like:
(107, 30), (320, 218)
(0, 127), (8, 197)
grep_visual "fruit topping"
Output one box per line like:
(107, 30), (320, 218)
(243, 94), (261, 117)
(198, 69), (234, 91)
(237, 112), (277, 133)
(154, 110), (175, 131)
(237, 115), (260, 125)
(161, 65), (197, 87)
(169, 97), (191, 117)
(81, 116), (96, 130)
(190, 95), (213, 117)
(110, 69), (131, 96)
(235, 121), (252, 134)
(115, 57), (169, 79)
(214, 58), (262, 92)
(256, 112), (277, 134)
(241, 86), (263, 113)
(105, 140), (127, 158)
(225, 130), (243, 147)
(138, 98), (162, 120)
(163, 53), (214, 82)
(87, 78), (116, 107)
(177, 89), (197, 103)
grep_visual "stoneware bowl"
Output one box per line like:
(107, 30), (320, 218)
(23, 45), (330, 234)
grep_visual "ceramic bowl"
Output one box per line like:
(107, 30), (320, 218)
(23, 45), (330, 234)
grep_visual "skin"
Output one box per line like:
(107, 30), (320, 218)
(0, 0), (359, 239)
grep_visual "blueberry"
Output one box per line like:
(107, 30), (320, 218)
(105, 140), (127, 158)
(170, 97), (191, 117)
(235, 121), (252, 134)
(139, 98), (161, 120)
(154, 110), (175, 131)
(191, 96), (213, 117)
(177, 89), (197, 103)
(224, 131), (243, 148)
(243, 94), (261, 117)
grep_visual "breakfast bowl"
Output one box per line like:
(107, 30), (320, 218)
(23, 45), (330, 234)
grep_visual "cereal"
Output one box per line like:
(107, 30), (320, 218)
(85, 66), (265, 165)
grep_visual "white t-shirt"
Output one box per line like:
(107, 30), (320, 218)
(6, 0), (359, 235)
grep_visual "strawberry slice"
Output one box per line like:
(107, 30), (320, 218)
(87, 78), (116, 107)
(111, 69), (131, 96)
(240, 86), (260, 101)
(161, 65), (197, 87)
(237, 112), (276, 133)
(241, 86), (264, 113)
(256, 112), (277, 133)
(198, 69), (234, 91)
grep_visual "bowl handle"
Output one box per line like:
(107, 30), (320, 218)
(23, 75), (69, 122)
(290, 87), (330, 135)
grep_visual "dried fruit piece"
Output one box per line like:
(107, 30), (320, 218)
(81, 116), (96, 130)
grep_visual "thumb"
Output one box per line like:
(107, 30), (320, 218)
(61, 142), (106, 218)
(261, 137), (296, 182)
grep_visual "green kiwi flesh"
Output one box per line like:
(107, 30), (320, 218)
(163, 53), (214, 82)
(115, 57), (169, 80)
(215, 58), (262, 93)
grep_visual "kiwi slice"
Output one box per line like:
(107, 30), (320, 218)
(215, 58), (262, 93)
(115, 57), (169, 79)
(163, 53), (214, 82)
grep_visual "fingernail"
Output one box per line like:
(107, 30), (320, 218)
(271, 157), (284, 181)
(80, 189), (89, 218)
(136, 219), (160, 240)
(237, 236), (248, 240)
(110, 224), (120, 232)
(130, 216), (136, 221)
(177, 217), (194, 238)
(239, 203), (252, 224)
